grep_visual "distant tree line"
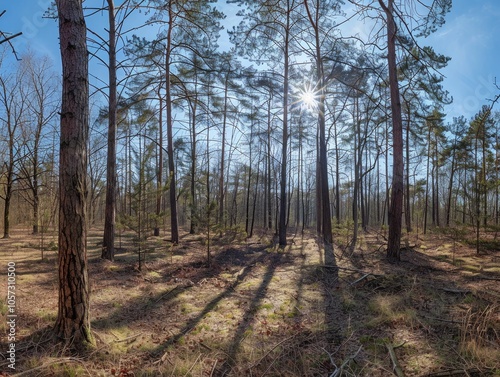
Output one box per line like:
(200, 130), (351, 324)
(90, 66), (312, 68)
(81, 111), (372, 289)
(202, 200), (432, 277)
(3, 0), (500, 348)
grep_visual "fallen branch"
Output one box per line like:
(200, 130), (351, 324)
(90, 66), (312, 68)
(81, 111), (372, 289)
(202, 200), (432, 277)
(200, 341), (212, 351)
(476, 275), (500, 281)
(386, 343), (405, 377)
(350, 273), (374, 286)
(113, 332), (143, 343)
(183, 353), (201, 377)
(208, 359), (218, 377)
(154, 285), (183, 303)
(12, 357), (87, 377)
(249, 333), (297, 369)
(318, 265), (382, 276)
(441, 288), (471, 294)
(329, 345), (362, 377)
(422, 315), (461, 324)
(423, 368), (481, 377)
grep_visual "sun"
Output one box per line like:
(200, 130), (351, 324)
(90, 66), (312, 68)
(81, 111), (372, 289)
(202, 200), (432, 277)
(294, 81), (319, 111)
(300, 89), (317, 109)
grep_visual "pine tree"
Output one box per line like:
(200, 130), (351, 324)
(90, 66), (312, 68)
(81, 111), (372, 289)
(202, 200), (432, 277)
(54, 0), (94, 348)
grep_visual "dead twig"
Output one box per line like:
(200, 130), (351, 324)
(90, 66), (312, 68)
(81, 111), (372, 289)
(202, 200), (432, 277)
(11, 357), (89, 377)
(475, 275), (500, 281)
(318, 265), (382, 276)
(154, 285), (182, 303)
(329, 345), (362, 377)
(386, 342), (405, 377)
(350, 273), (374, 286)
(249, 333), (297, 370)
(183, 353), (201, 377)
(200, 342), (212, 351)
(113, 332), (143, 343)
(209, 359), (218, 377)
(423, 369), (481, 377)
(441, 288), (471, 294)
(422, 315), (462, 324)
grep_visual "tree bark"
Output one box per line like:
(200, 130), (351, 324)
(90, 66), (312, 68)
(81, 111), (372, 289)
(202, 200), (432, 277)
(102, 0), (117, 260)
(278, 1), (291, 247)
(304, 0), (333, 247)
(267, 99), (273, 230)
(405, 105), (412, 232)
(3, 178), (11, 239)
(54, 0), (93, 348)
(379, 0), (404, 261)
(166, 1), (179, 244)
(155, 90), (163, 236)
(218, 74), (229, 228)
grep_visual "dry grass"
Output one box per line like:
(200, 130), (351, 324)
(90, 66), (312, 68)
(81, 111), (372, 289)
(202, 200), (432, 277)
(460, 304), (500, 369)
(0, 227), (499, 376)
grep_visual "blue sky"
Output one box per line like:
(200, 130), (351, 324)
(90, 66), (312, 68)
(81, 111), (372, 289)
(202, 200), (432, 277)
(426, 1), (500, 121)
(1, 1), (498, 123)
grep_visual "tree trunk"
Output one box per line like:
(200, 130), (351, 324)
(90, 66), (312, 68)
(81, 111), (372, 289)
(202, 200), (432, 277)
(351, 100), (361, 251)
(380, 0), (404, 261)
(334, 120), (341, 224)
(189, 99), (198, 234)
(405, 107), (412, 232)
(218, 75), (229, 228)
(278, 9), (290, 247)
(166, 2), (179, 244)
(424, 127), (431, 234)
(32, 128), (41, 234)
(155, 91), (163, 236)
(266, 98), (273, 230)
(303, 0), (333, 246)
(102, 0), (117, 260)
(445, 149), (456, 227)
(3, 179), (12, 239)
(245, 164), (252, 235)
(249, 149), (261, 238)
(54, 0), (93, 348)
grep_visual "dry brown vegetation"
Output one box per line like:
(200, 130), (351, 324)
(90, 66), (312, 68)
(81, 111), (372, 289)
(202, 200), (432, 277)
(0, 226), (499, 376)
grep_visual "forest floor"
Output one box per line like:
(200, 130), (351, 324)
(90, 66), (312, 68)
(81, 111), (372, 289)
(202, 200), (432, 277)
(0, 226), (499, 377)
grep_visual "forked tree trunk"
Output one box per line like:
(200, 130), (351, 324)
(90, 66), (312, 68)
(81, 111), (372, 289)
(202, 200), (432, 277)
(54, 0), (93, 348)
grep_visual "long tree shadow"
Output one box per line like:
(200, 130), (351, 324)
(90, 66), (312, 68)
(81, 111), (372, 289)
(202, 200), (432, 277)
(148, 251), (273, 360)
(320, 243), (342, 344)
(218, 252), (284, 375)
(91, 244), (270, 331)
(290, 235), (312, 320)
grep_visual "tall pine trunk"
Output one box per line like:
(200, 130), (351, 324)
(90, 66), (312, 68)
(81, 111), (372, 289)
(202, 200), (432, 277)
(155, 92), (163, 236)
(218, 73), (229, 228)
(380, 0), (404, 261)
(278, 9), (290, 247)
(102, 0), (117, 260)
(405, 107), (412, 232)
(54, 0), (93, 348)
(166, 2), (179, 244)
(304, 0), (333, 247)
